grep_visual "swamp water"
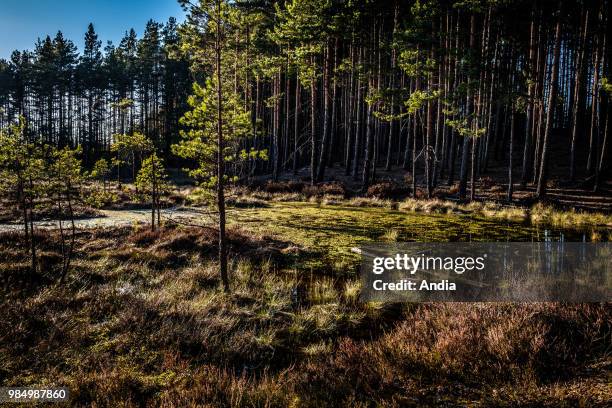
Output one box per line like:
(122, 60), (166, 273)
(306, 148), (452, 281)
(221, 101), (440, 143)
(227, 202), (608, 306)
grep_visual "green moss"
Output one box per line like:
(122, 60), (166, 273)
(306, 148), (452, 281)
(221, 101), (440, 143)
(227, 202), (595, 276)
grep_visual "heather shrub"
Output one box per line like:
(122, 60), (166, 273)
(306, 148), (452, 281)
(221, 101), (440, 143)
(365, 181), (408, 199)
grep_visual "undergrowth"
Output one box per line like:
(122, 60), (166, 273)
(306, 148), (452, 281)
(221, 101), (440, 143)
(0, 205), (610, 406)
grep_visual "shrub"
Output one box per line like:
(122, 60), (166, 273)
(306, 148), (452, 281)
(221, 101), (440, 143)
(448, 183), (460, 195)
(403, 173), (413, 184)
(128, 229), (162, 246)
(263, 180), (305, 194)
(318, 182), (346, 197)
(303, 182), (346, 198)
(366, 181), (408, 199)
(479, 176), (495, 189)
(83, 190), (120, 209)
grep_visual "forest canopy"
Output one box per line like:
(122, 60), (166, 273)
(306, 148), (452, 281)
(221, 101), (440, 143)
(0, 0), (609, 200)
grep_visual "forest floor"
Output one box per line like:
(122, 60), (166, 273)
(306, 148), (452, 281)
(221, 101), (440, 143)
(1, 199), (611, 407)
(0, 207), (207, 233)
(0, 161), (609, 229)
(0, 181), (612, 234)
(262, 163), (612, 212)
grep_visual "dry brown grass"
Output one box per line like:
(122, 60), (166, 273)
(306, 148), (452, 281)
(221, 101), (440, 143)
(0, 226), (610, 407)
(365, 181), (409, 199)
(530, 202), (612, 228)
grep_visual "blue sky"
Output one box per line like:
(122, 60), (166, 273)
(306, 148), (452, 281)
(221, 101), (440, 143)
(0, 0), (186, 58)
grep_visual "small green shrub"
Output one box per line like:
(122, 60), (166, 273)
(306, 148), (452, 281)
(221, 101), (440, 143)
(83, 190), (119, 208)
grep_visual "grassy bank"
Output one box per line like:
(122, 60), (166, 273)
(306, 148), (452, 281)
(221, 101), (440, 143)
(225, 186), (612, 231)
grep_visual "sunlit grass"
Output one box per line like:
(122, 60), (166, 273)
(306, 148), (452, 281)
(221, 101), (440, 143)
(530, 202), (612, 228)
(232, 190), (609, 230)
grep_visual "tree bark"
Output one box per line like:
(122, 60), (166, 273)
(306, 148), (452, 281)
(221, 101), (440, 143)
(215, 0), (229, 293)
(521, 9), (537, 186)
(310, 55), (318, 184)
(536, 3), (563, 199)
(569, 9), (589, 181)
(458, 14), (475, 200)
(317, 42), (332, 182)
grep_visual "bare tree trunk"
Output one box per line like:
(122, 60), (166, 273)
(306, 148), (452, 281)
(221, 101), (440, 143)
(317, 42), (332, 182)
(521, 9), (537, 186)
(60, 181), (76, 283)
(536, 3), (563, 199)
(470, 137), (477, 201)
(352, 49), (363, 180)
(458, 14), (475, 200)
(344, 44), (355, 174)
(412, 113), (417, 198)
(362, 79), (374, 191)
(403, 79), (414, 170)
(508, 106), (515, 201)
(385, 3), (399, 172)
(215, 0), (229, 293)
(310, 56), (318, 185)
(587, 16), (602, 174)
(447, 12), (460, 185)
(532, 20), (547, 185)
(570, 9), (589, 181)
(293, 73), (300, 175)
(284, 57), (291, 171)
(426, 86), (434, 198)
(272, 69), (280, 181)
(28, 176), (36, 273)
(594, 102), (609, 191)
(151, 155), (157, 231)
(327, 39), (338, 166)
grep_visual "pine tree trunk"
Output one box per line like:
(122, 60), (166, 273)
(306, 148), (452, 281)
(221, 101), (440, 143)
(362, 85), (374, 192)
(426, 87), (434, 198)
(293, 73), (300, 175)
(344, 44), (355, 174)
(317, 42), (331, 182)
(310, 56), (318, 184)
(352, 49), (363, 180)
(508, 107), (515, 201)
(284, 57), (291, 171)
(327, 39), (338, 166)
(587, 22), (601, 174)
(403, 79), (414, 170)
(215, 0), (229, 293)
(458, 14), (475, 200)
(594, 102), (609, 191)
(536, 3), (563, 199)
(412, 113), (417, 198)
(570, 9), (589, 181)
(385, 3), (399, 171)
(521, 10), (537, 186)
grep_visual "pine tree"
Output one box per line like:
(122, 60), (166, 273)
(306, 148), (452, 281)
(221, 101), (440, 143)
(136, 152), (169, 231)
(175, 0), (260, 292)
(50, 145), (83, 282)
